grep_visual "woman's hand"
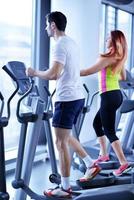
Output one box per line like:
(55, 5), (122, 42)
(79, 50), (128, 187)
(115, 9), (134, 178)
(26, 67), (36, 77)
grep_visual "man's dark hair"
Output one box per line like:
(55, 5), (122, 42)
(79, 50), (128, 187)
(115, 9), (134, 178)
(46, 11), (67, 31)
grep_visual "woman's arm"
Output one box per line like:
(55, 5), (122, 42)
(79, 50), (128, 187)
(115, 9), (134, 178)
(120, 66), (126, 80)
(80, 56), (115, 76)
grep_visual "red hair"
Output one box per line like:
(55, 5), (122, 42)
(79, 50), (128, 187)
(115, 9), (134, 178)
(101, 30), (127, 73)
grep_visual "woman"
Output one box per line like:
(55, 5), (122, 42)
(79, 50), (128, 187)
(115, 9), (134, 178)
(80, 30), (131, 176)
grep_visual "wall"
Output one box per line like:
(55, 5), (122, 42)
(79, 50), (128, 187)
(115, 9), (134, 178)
(51, 0), (102, 143)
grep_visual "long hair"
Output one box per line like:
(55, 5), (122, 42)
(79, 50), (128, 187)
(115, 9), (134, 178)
(101, 30), (127, 73)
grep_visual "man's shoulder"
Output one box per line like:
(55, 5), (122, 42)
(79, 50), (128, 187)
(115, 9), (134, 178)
(59, 36), (76, 44)
(55, 36), (79, 54)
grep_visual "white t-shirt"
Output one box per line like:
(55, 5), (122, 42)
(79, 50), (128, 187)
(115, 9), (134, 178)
(52, 35), (84, 102)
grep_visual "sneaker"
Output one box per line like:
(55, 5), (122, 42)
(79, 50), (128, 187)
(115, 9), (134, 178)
(44, 186), (72, 198)
(79, 164), (101, 182)
(94, 155), (110, 164)
(113, 163), (132, 176)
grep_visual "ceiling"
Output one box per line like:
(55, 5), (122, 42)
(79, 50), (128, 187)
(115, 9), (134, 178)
(102, 0), (134, 14)
(107, 0), (133, 4)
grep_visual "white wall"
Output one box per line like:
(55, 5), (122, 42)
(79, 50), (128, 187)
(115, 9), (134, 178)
(51, 0), (102, 143)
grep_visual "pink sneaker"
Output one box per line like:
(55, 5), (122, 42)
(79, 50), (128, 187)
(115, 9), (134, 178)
(94, 155), (110, 164)
(113, 163), (132, 176)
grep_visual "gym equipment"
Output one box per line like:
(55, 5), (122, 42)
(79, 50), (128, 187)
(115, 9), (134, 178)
(77, 70), (134, 164)
(118, 78), (134, 160)
(72, 70), (134, 189)
(0, 92), (10, 200)
(71, 84), (121, 171)
(75, 164), (134, 200)
(72, 85), (99, 170)
(2, 61), (61, 200)
(4, 61), (99, 200)
(74, 73), (134, 199)
(71, 86), (115, 187)
(70, 85), (134, 198)
(3, 61), (134, 200)
(0, 76), (19, 199)
(42, 86), (61, 185)
(74, 184), (134, 200)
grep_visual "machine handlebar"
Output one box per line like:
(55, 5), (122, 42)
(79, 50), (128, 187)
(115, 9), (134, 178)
(44, 86), (56, 112)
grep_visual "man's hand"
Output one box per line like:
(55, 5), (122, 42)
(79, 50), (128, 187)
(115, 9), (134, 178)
(26, 67), (36, 77)
(26, 61), (63, 80)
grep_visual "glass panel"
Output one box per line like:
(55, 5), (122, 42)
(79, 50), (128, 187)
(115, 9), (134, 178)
(99, 4), (105, 52)
(102, 5), (116, 51)
(0, 0), (32, 153)
(101, 5), (132, 71)
(100, 4), (133, 129)
(107, 6), (116, 36)
(117, 10), (132, 70)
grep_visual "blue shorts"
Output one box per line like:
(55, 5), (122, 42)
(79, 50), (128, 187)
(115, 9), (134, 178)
(52, 99), (85, 129)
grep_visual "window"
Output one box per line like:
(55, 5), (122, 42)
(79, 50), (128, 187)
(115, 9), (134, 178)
(117, 10), (132, 70)
(101, 4), (133, 101)
(101, 3), (133, 137)
(0, 0), (33, 153)
(101, 5), (117, 51)
(101, 4), (132, 70)
(106, 6), (117, 35)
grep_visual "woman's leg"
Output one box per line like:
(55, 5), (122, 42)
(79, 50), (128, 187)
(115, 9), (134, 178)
(111, 140), (127, 165)
(100, 90), (128, 165)
(98, 135), (107, 156)
(93, 110), (108, 156)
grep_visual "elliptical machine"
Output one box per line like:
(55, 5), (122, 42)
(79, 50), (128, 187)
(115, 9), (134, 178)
(2, 61), (62, 200)
(0, 75), (19, 199)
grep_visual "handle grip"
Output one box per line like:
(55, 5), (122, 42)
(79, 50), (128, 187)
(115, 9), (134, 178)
(83, 83), (89, 93)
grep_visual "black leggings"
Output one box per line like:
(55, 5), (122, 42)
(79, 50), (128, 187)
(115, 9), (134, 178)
(93, 90), (123, 143)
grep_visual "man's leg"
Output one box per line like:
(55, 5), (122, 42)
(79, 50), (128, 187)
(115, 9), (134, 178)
(44, 127), (72, 198)
(54, 127), (71, 178)
(54, 128), (101, 185)
(68, 134), (93, 165)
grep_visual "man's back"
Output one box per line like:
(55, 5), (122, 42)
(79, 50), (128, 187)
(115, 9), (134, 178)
(53, 35), (84, 102)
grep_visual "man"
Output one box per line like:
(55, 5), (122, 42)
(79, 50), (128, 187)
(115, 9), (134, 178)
(27, 11), (101, 198)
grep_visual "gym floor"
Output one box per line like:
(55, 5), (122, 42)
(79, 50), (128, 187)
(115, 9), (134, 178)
(6, 159), (83, 200)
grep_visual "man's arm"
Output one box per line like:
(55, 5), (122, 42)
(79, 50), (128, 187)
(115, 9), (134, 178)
(26, 61), (64, 80)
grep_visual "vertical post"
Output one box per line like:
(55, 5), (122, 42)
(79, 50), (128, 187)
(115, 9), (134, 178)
(0, 127), (7, 193)
(0, 126), (9, 199)
(31, 0), (51, 100)
(31, 0), (51, 145)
